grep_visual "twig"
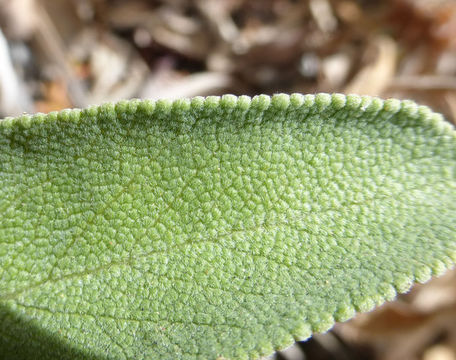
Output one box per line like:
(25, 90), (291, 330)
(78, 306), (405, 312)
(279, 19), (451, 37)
(389, 75), (456, 91)
(0, 29), (33, 116)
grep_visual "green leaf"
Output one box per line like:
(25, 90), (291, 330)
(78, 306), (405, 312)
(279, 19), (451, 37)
(0, 93), (455, 359)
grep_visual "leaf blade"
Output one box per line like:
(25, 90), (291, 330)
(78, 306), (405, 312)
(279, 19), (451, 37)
(1, 94), (455, 359)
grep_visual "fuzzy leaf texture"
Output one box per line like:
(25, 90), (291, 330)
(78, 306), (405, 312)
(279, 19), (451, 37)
(0, 93), (455, 360)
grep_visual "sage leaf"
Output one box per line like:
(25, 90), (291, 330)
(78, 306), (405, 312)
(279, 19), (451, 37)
(1, 94), (455, 359)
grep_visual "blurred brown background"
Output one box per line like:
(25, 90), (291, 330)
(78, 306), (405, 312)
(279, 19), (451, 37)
(0, 1), (455, 359)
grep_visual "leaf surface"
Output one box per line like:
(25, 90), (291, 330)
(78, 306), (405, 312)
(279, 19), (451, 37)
(0, 94), (455, 359)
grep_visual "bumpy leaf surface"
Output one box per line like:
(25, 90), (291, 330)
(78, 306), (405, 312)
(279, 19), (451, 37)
(0, 94), (455, 359)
